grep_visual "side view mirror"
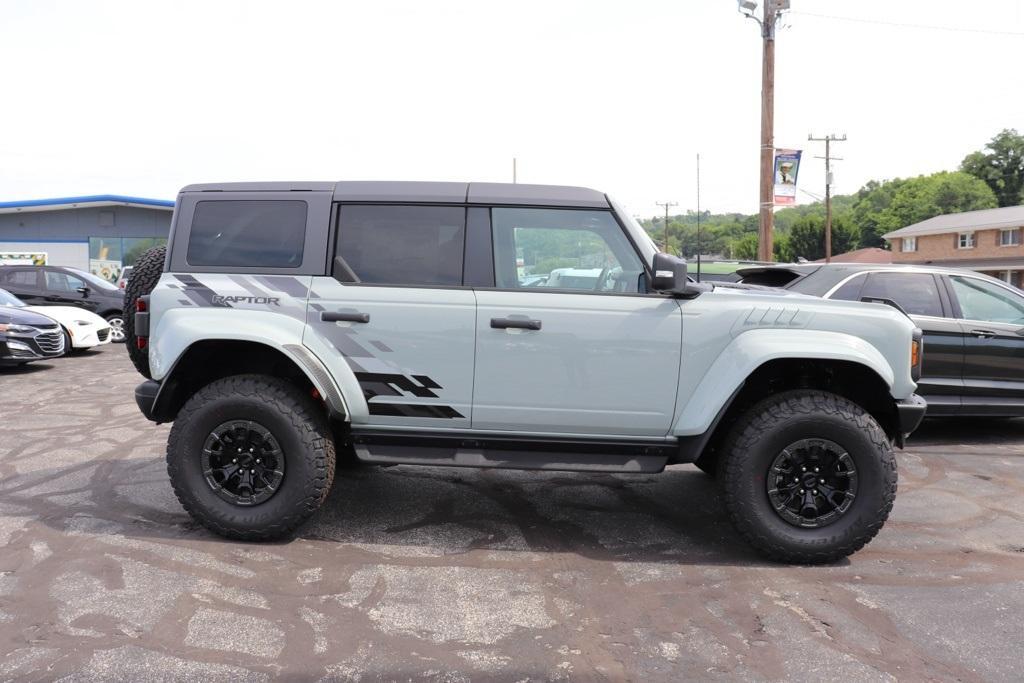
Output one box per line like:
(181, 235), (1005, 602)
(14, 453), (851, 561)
(651, 253), (699, 297)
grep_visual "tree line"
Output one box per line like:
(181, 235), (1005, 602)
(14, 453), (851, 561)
(642, 129), (1024, 262)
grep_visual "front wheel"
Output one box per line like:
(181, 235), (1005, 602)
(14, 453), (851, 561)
(166, 375), (336, 540)
(719, 390), (897, 564)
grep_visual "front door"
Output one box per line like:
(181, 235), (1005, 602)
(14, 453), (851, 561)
(945, 274), (1024, 414)
(42, 269), (99, 312)
(472, 207), (682, 436)
(305, 204), (476, 429)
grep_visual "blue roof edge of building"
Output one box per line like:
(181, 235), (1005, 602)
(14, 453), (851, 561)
(0, 194), (174, 210)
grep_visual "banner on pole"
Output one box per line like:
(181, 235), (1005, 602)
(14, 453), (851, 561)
(773, 149), (802, 206)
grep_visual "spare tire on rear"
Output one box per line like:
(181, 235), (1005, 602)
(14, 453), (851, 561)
(124, 245), (166, 379)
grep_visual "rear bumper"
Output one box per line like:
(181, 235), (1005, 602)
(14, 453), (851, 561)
(135, 380), (160, 422)
(895, 394), (927, 444)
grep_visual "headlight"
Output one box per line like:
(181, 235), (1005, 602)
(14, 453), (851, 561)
(0, 323), (34, 333)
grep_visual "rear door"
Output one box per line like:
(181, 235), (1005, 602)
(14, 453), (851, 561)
(830, 271), (964, 414)
(305, 204), (476, 429)
(945, 274), (1024, 414)
(472, 206), (681, 436)
(1, 268), (44, 304)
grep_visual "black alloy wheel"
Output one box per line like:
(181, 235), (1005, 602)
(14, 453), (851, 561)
(202, 420), (285, 506)
(767, 438), (858, 528)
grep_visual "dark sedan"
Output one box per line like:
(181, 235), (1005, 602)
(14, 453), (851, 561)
(0, 265), (127, 342)
(0, 305), (65, 366)
(738, 263), (1024, 417)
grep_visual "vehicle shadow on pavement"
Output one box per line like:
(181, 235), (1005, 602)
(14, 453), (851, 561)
(0, 361), (55, 375)
(15, 455), (777, 568)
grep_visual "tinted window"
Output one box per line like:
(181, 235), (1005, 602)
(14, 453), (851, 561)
(187, 200), (307, 268)
(45, 270), (85, 293)
(336, 205), (465, 286)
(950, 275), (1024, 324)
(491, 208), (644, 293)
(829, 274), (866, 301)
(861, 272), (943, 317)
(3, 270), (37, 287)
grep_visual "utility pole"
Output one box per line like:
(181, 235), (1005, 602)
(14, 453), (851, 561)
(655, 201), (677, 254)
(738, 0), (790, 262)
(808, 133), (846, 262)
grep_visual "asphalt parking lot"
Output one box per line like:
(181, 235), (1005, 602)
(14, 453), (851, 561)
(1, 345), (1023, 682)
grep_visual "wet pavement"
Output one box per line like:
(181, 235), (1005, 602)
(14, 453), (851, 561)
(1, 345), (1022, 681)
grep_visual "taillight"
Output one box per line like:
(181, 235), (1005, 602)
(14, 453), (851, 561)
(136, 297), (147, 312)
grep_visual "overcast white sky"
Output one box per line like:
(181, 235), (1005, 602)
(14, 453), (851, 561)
(1, 0), (1022, 218)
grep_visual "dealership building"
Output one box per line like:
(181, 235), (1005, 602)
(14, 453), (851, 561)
(0, 194), (173, 282)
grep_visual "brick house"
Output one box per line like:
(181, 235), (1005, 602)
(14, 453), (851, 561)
(883, 205), (1024, 288)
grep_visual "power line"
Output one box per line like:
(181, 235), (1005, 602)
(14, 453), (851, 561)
(790, 10), (1024, 37)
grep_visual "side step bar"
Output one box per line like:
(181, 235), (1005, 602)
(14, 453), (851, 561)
(349, 430), (675, 474)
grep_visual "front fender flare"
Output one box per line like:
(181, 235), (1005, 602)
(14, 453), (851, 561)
(672, 328), (895, 437)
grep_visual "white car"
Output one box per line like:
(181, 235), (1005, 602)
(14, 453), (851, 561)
(0, 287), (111, 353)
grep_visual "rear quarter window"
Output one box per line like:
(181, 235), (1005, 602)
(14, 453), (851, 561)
(186, 200), (307, 268)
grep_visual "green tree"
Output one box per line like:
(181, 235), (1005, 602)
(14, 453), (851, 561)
(960, 128), (1024, 207)
(730, 233), (759, 259)
(874, 171), (996, 235)
(780, 214), (858, 262)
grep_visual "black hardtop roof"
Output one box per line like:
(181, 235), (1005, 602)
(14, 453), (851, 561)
(179, 181), (610, 208)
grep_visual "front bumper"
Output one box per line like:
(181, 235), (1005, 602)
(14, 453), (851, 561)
(895, 394), (927, 444)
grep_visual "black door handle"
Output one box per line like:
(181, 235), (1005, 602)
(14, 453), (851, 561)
(322, 311), (370, 323)
(491, 317), (542, 331)
(970, 329), (996, 339)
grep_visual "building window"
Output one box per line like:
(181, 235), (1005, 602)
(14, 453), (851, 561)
(999, 229), (1021, 247)
(958, 232), (975, 249)
(902, 237), (917, 252)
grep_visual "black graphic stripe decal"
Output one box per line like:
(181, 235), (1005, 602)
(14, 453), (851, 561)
(173, 274), (232, 308)
(355, 372), (440, 398)
(256, 276), (309, 298)
(368, 403), (465, 419)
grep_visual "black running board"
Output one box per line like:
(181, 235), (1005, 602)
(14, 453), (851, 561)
(349, 429), (674, 473)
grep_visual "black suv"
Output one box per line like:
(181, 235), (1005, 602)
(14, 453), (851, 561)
(738, 263), (1024, 417)
(0, 265), (127, 342)
(0, 305), (64, 366)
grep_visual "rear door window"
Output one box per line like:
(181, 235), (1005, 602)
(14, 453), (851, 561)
(335, 205), (466, 286)
(186, 200), (307, 268)
(860, 272), (944, 317)
(3, 269), (39, 288)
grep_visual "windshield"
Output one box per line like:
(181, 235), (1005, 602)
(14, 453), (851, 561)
(66, 267), (120, 292)
(0, 288), (26, 307)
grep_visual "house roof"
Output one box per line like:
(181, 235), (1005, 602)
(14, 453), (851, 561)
(0, 194), (174, 215)
(882, 204), (1024, 239)
(814, 247), (893, 264)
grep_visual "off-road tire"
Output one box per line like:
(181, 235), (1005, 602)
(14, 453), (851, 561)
(719, 390), (897, 564)
(166, 374), (336, 541)
(124, 245), (166, 378)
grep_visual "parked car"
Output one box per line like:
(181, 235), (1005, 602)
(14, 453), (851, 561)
(124, 180), (925, 564)
(0, 287), (111, 353)
(0, 302), (65, 366)
(0, 265), (127, 342)
(737, 263), (1024, 417)
(687, 260), (773, 283)
(117, 266), (134, 290)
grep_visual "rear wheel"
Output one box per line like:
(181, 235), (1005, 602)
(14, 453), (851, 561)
(166, 374), (336, 540)
(719, 390), (897, 564)
(124, 245), (166, 377)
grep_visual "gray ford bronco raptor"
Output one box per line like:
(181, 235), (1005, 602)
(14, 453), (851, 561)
(127, 181), (926, 563)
